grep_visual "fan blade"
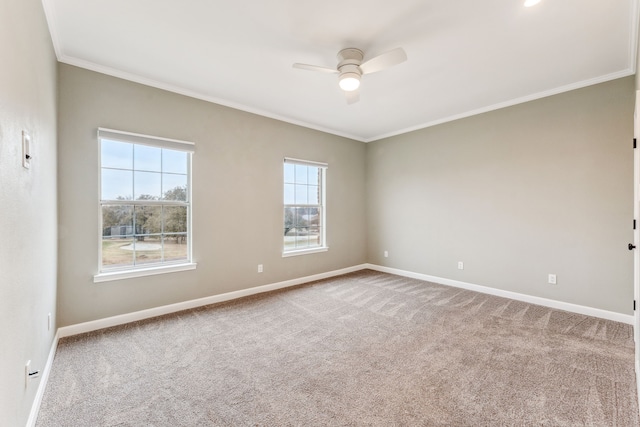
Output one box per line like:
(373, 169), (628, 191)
(345, 89), (360, 105)
(292, 63), (338, 73)
(359, 47), (407, 75)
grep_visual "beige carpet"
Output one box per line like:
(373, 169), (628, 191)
(37, 270), (639, 426)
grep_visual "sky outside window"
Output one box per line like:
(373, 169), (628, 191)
(101, 139), (188, 200)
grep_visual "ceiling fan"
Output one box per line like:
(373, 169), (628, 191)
(293, 47), (407, 104)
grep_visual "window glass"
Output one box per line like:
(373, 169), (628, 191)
(162, 175), (188, 200)
(284, 163), (295, 183)
(163, 150), (188, 174)
(101, 140), (132, 169)
(295, 164), (308, 184)
(134, 145), (162, 172)
(134, 171), (162, 200)
(101, 169), (133, 200)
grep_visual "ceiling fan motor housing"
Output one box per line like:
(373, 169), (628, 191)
(337, 48), (364, 75)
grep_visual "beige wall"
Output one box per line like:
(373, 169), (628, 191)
(0, 0), (58, 424)
(57, 67), (635, 325)
(637, 10), (640, 89)
(366, 77), (635, 314)
(57, 64), (367, 326)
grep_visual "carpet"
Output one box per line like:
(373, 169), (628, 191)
(36, 270), (639, 426)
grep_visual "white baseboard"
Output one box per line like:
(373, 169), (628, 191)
(26, 330), (59, 427)
(58, 264), (368, 338)
(58, 262), (633, 338)
(365, 264), (634, 325)
(636, 359), (640, 414)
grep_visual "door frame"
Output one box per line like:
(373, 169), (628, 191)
(634, 89), (640, 404)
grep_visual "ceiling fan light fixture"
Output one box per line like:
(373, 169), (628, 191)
(524, 0), (541, 7)
(338, 73), (360, 92)
(293, 46), (406, 103)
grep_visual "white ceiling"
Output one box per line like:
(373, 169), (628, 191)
(42, 0), (638, 142)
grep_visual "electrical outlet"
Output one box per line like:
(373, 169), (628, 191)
(384, 251), (388, 258)
(548, 274), (557, 285)
(257, 264), (263, 273)
(458, 261), (464, 270)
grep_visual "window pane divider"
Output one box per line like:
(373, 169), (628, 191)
(100, 200), (189, 206)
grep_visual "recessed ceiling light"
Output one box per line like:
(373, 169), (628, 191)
(524, 0), (541, 7)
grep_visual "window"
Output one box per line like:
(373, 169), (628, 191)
(95, 128), (195, 282)
(283, 158), (327, 256)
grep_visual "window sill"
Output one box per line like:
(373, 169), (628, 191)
(94, 262), (197, 283)
(282, 247), (328, 258)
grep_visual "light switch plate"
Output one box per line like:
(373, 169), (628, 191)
(22, 131), (31, 169)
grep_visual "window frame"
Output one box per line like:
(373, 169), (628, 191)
(282, 157), (328, 257)
(94, 128), (196, 283)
